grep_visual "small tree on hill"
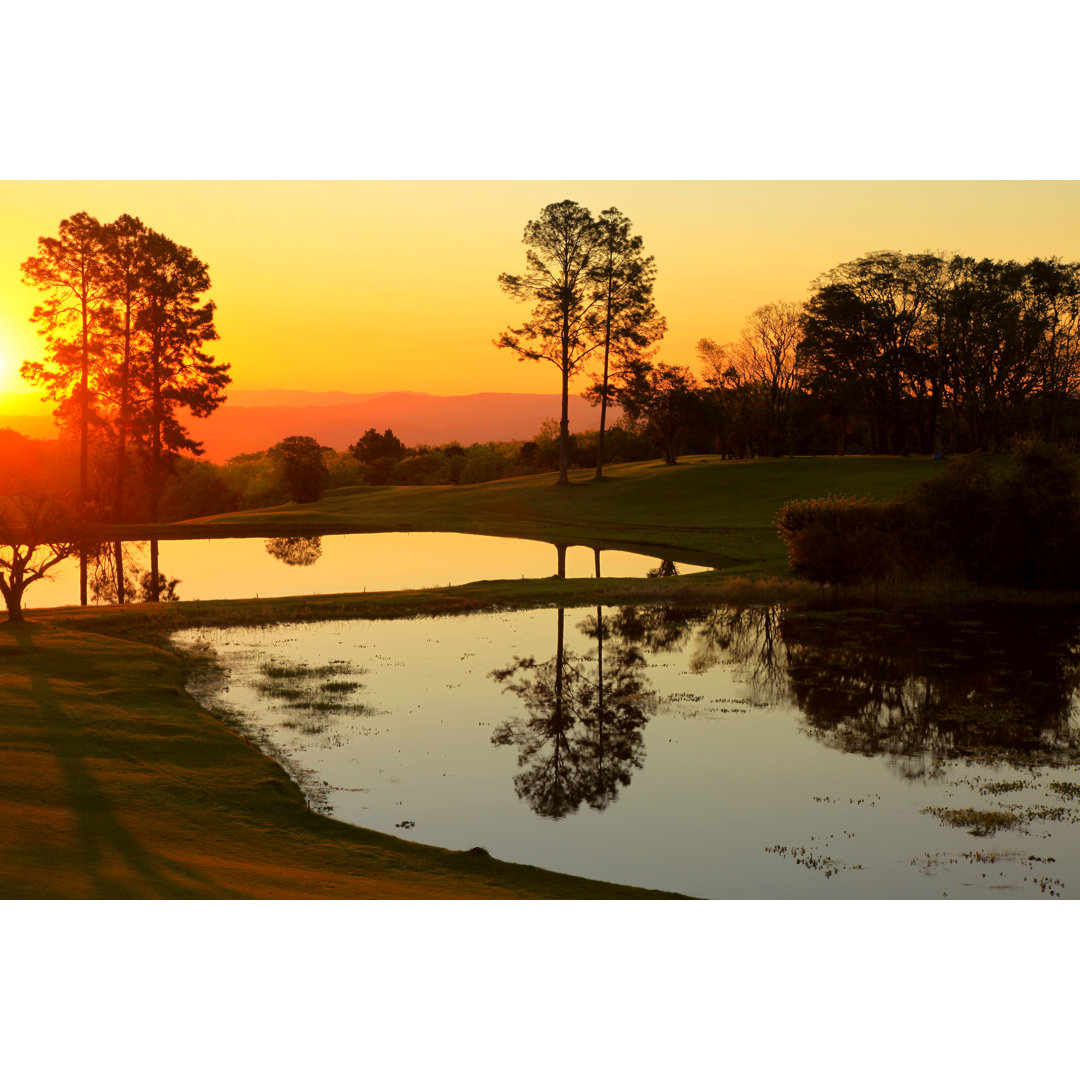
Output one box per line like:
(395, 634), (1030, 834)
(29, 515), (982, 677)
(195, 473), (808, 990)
(609, 360), (702, 465)
(272, 436), (329, 503)
(349, 427), (407, 484)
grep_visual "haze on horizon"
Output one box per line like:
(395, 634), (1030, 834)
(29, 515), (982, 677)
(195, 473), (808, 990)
(2, 180), (1079, 413)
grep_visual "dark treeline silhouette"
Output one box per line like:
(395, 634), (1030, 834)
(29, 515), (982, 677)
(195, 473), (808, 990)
(495, 233), (1080, 469)
(798, 252), (1080, 455)
(13, 211), (229, 605)
(698, 253), (1080, 460)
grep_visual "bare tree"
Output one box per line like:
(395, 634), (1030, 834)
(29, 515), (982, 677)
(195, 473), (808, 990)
(735, 301), (805, 455)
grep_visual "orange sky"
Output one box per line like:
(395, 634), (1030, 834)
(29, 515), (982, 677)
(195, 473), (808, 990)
(2, 180), (1079, 413)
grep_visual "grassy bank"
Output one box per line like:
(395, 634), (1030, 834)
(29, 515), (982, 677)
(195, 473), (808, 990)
(1, 612), (688, 898)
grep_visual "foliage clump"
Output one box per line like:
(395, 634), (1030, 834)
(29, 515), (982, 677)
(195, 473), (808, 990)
(776, 441), (1080, 590)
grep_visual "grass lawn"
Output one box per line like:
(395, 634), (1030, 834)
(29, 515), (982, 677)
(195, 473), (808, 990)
(118, 453), (946, 576)
(4, 454), (947, 899)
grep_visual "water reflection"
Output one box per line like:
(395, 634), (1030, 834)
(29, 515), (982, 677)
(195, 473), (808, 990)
(490, 607), (653, 817)
(489, 603), (1080, 816)
(28, 532), (713, 609)
(647, 559), (679, 578)
(781, 609), (1080, 771)
(175, 602), (1080, 898)
(88, 540), (180, 604)
(265, 536), (323, 566)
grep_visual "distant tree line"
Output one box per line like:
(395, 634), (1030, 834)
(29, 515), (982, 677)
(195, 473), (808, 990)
(144, 418), (662, 516)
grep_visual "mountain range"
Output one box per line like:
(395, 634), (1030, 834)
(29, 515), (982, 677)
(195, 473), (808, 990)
(0, 390), (617, 463)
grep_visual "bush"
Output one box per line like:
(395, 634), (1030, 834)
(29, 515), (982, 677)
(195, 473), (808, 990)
(778, 443), (1080, 590)
(158, 458), (238, 521)
(776, 495), (912, 586)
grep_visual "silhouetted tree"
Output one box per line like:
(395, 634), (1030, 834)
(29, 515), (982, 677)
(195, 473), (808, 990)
(21, 211), (109, 605)
(97, 214), (151, 602)
(129, 230), (225, 599)
(609, 360), (702, 464)
(272, 436), (329, 503)
(497, 200), (602, 485)
(349, 427), (407, 484)
(583, 208), (666, 479)
(733, 302), (806, 455)
(799, 251), (945, 455)
(88, 541), (179, 604)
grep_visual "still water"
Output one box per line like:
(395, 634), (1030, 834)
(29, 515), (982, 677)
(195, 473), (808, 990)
(26, 532), (708, 609)
(175, 603), (1080, 899)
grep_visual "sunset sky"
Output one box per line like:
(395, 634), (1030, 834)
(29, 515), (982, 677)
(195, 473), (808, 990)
(3, 180), (1080, 414)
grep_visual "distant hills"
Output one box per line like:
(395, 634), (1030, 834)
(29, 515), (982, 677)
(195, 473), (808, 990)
(0, 390), (617, 463)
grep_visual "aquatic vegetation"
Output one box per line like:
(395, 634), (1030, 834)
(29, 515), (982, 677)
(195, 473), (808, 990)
(319, 680), (363, 694)
(922, 807), (1024, 836)
(764, 843), (863, 878)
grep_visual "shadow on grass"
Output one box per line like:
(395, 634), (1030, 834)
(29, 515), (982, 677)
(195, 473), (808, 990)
(11, 622), (244, 899)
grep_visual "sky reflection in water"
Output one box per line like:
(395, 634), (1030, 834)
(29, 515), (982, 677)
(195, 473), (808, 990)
(26, 532), (708, 609)
(175, 604), (1080, 900)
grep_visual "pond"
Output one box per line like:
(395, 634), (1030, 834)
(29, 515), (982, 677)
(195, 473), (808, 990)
(174, 603), (1080, 899)
(25, 532), (710, 609)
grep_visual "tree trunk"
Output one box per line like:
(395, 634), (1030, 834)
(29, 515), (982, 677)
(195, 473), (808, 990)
(594, 324), (613, 480)
(114, 540), (125, 605)
(0, 580), (23, 623)
(79, 293), (89, 608)
(557, 361), (570, 486)
(150, 539), (160, 603)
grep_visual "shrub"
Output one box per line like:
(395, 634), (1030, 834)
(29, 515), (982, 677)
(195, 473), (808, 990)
(778, 444), (1080, 590)
(776, 495), (911, 585)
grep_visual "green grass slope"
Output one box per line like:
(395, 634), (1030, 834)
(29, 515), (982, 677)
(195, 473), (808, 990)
(173, 454), (944, 577)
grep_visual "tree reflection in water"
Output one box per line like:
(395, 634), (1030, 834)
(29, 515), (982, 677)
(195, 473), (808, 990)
(781, 608), (1080, 774)
(89, 540), (180, 603)
(265, 536), (323, 566)
(492, 602), (1080, 815)
(490, 607), (654, 818)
